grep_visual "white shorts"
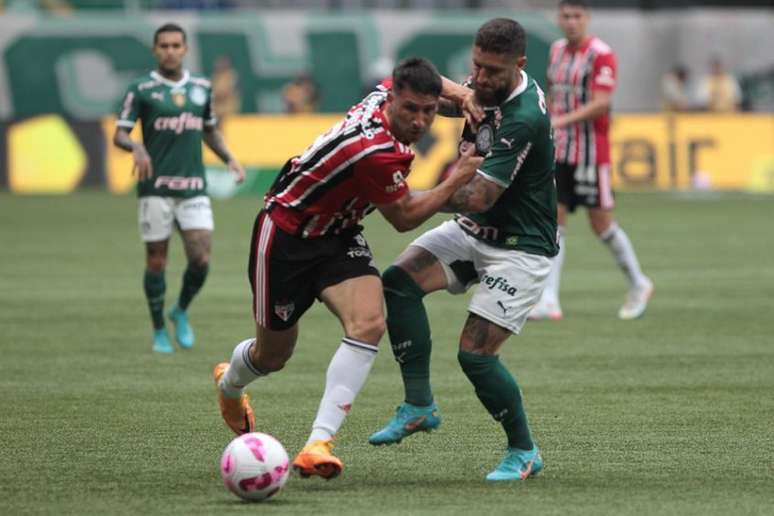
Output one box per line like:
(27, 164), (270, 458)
(410, 220), (553, 334)
(138, 196), (214, 242)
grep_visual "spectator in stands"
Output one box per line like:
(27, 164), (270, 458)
(282, 73), (320, 114)
(697, 57), (742, 112)
(661, 65), (691, 112)
(211, 55), (241, 121)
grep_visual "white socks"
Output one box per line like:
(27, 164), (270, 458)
(307, 337), (378, 444)
(220, 338), (265, 399)
(542, 225), (566, 303)
(600, 223), (648, 288)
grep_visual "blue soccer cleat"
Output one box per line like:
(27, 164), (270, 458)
(167, 304), (194, 349)
(368, 402), (441, 445)
(152, 328), (174, 354)
(485, 445), (544, 481)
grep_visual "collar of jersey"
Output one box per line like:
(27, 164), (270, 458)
(150, 69), (191, 89)
(502, 70), (529, 104)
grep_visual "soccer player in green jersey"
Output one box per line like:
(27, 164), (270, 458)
(113, 23), (245, 353)
(369, 18), (557, 481)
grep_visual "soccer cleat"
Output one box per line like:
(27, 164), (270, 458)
(527, 299), (563, 321)
(292, 439), (343, 480)
(168, 304), (194, 349)
(368, 402), (441, 445)
(152, 328), (174, 354)
(618, 278), (654, 320)
(485, 445), (544, 481)
(212, 362), (255, 436)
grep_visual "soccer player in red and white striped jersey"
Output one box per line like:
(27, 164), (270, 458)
(212, 57), (483, 479)
(531, 0), (653, 321)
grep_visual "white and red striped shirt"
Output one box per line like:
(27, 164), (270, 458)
(265, 81), (413, 238)
(547, 36), (616, 166)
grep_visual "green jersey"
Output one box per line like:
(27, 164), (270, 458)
(117, 70), (216, 198)
(456, 70), (558, 257)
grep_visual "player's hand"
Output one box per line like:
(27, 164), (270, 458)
(132, 145), (153, 180)
(228, 159), (245, 184)
(461, 89), (485, 130)
(449, 144), (483, 185)
(551, 115), (569, 130)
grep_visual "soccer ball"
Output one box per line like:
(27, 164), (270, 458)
(220, 432), (290, 501)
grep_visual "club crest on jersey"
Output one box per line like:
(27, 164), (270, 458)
(172, 92), (186, 107)
(189, 86), (207, 106)
(274, 302), (295, 322)
(475, 123), (494, 156)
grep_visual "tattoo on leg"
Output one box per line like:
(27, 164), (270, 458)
(460, 313), (510, 355)
(461, 314), (492, 351)
(402, 250), (438, 274)
(182, 231), (211, 266)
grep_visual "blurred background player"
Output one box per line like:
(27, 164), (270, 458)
(113, 23), (245, 353)
(212, 58), (482, 480)
(369, 18), (557, 482)
(532, 0), (653, 321)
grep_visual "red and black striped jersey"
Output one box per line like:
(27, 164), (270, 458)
(264, 81), (413, 238)
(547, 36), (617, 166)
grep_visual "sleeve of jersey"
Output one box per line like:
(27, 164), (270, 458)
(591, 52), (617, 93)
(354, 152), (410, 205)
(203, 88), (217, 127)
(116, 84), (140, 129)
(477, 124), (533, 188)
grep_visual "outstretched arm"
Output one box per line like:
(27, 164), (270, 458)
(440, 76), (484, 126)
(376, 146), (483, 232)
(203, 126), (245, 183)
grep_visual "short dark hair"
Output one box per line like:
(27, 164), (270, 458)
(154, 23), (186, 45)
(474, 18), (526, 58)
(559, 0), (589, 9)
(392, 57), (442, 98)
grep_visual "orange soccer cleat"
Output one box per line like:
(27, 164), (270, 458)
(292, 439), (344, 480)
(212, 362), (255, 435)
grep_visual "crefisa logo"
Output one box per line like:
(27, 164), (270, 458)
(481, 274), (518, 296)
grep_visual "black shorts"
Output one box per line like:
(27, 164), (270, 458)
(555, 162), (615, 213)
(247, 211), (380, 330)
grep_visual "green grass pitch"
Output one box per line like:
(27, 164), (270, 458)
(1, 191), (772, 515)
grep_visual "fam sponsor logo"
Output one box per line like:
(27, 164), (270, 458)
(154, 176), (205, 190)
(153, 112), (203, 134)
(481, 273), (518, 296)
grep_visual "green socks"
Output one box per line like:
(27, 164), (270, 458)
(383, 265), (434, 407)
(143, 270), (166, 330)
(178, 264), (208, 311)
(458, 351), (534, 450)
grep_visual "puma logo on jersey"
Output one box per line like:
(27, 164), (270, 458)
(151, 92), (164, 102)
(500, 137), (515, 148)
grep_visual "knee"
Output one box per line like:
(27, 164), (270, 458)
(188, 254), (210, 270)
(146, 255), (166, 273)
(348, 313), (386, 345)
(382, 264), (424, 299)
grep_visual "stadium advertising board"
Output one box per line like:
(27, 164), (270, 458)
(1, 114), (772, 194)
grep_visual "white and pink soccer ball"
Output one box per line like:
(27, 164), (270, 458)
(220, 432), (290, 502)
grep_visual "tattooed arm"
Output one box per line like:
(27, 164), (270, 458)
(203, 126), (245, 183)
(443, 174), (505, 214)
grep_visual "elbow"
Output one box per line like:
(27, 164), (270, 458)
(391, 219), (416, 233)
(464, 196), (492, 214)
